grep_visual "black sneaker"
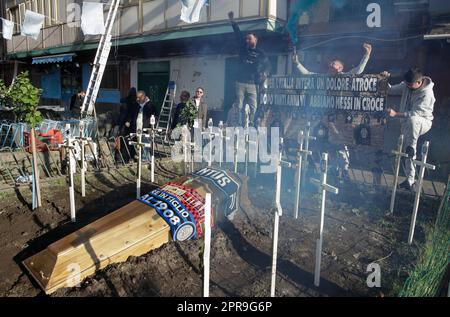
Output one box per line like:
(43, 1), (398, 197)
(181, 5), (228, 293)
(399, 180), (414, 190)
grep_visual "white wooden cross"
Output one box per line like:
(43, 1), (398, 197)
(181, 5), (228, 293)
(244, 106), (251, 176)
(301, 122), (316, 190)
(244, 118), (258, 177)
(143, 115), (161, 183)
(129, 129), (151, 199)
(218, 121), (225, 167)
(217, 121), (231, 169)
(234, 129), (240, 174)
(74, 121), (92, 198)
(294, 130), (313, 219)
(182, 125), (190, 174)
(201, 119), (220, 167)
(271, 138), (291, 297)
(203, 193), (212, 297)
(390, 134), (408, 214)
(408, 141), (436, 245)
(61, 124), (77, 222)
(180, 124), (195, 174)
(310, 153), (339, 287)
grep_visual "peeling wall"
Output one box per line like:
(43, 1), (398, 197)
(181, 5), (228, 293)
(170, 56), (228, 111)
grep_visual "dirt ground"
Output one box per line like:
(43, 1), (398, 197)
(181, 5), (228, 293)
(0, 161), (442, 297)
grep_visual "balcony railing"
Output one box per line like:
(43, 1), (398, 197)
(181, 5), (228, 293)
(5, 0), (288, 55)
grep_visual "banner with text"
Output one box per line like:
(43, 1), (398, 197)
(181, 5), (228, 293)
(261, 75), (388, 113)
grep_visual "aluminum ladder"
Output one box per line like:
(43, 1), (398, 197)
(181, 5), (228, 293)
(156, 70), (180, 141)
(80, 0), (121, 118)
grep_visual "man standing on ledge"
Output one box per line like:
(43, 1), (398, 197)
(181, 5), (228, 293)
(383, 68), (435, 190)
(228, 11), (271, 127)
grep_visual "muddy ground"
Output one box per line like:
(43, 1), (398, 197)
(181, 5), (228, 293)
(0, 161), (442, 297)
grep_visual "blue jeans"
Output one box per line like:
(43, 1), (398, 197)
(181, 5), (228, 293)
(236, 82), (258, 126)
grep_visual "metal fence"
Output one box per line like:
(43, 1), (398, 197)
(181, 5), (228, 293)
(37, 118), (97, 139)
(0, 121), (27, 149)
(0, 119), (97, 151)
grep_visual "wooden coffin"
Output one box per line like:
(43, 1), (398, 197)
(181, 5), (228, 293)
(23, 201), (170, 294)
(22, 168), (241, 294)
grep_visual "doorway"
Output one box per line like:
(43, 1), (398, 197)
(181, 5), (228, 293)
(137, 61), (170, 114)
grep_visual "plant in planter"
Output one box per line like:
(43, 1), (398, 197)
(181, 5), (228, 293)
(7, 72), (44, 208)
(178, 99), (198, 129)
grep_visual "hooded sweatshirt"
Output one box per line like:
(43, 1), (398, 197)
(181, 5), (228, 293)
(388, 76), (435, 121)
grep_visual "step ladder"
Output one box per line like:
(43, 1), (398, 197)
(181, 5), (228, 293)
(80, 0), (121, 118)
(156, 70), (180, 141)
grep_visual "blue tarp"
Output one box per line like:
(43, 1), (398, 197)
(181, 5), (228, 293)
(32, 53), (76, 65)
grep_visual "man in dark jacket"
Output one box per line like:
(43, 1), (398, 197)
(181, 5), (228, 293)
(125, 90), (158, 134)
(116, 88), (138, 163)
(228, 11), (271, 127)
(120, 87), (137, 136)
(70, 89), (86, 118)
(123, 90), (158, 161)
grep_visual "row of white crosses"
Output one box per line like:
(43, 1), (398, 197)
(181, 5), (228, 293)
(196, 125), (436, 297)
(61, 122), (92, 223)
(390, 135), (436, 244)
(202, 128), (436, 298)
(271, 125), (338, 296)
(129, 115), (160, 199)
(179, 115), (260, 175)
(180, 119), (236, 173)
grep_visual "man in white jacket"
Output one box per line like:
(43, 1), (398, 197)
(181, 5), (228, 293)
(384, 68), (436, 190)
(291, 43), (371, 179)
(292, 43), (372, 75)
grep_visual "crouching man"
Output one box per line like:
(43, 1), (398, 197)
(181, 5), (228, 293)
(382, 68), (436, 190)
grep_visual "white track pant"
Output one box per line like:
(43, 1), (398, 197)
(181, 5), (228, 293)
(401, 116), (432, 185)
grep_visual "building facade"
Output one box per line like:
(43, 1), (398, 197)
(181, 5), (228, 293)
(4, 1), (450, 113)
(3, 0), (450, 174)
(4, 0), (289, 118)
